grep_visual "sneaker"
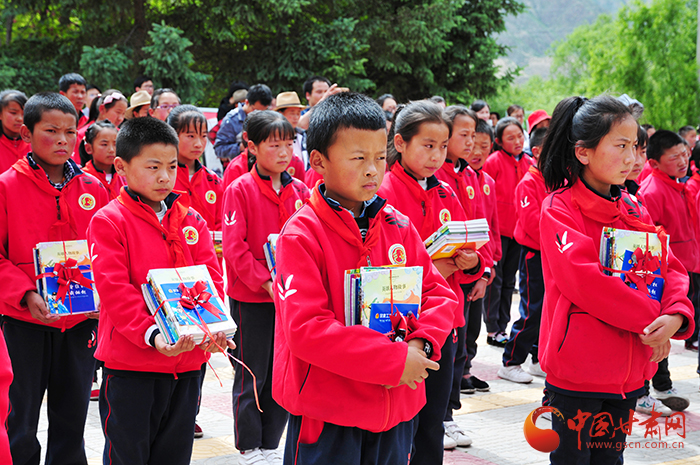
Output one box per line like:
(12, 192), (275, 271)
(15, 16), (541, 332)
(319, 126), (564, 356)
(685, 339), (698, 351)
(460, 376), (476, 394)
(261, 448), (283, 465)
(486, 333), (507, 347)
(654, 388), (690, 412)
(444, 421), (472, 447)
(528, 362), (546, 378)
(194, 423), (203, 439)
(469, 375), (490, 392)
(90, 382), (99, 401)
(443, 430), (457, 450)
(239, 448), (269, 465)
(635, 395), (672, 417)
(497, 365), (533, 384)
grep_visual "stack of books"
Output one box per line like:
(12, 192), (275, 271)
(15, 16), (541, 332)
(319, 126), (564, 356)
(263, 234), (279, 279)
(599, 227), (667, 302)
(210, 231), (223, 259)
(141, 265), (237, 344)
(33, 240), (99, 315)
(344, 266), (423, 335)
(424, 219), (490, 259)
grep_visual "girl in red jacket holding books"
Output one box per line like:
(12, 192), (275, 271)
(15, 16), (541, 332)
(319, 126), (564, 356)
(378, 101), (485, 463)
(538, 95), (694, 464)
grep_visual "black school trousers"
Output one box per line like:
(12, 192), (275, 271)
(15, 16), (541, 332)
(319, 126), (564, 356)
(3, 317), (97, 465)
(100, 368), (201, 465)
(231, 299), (288, 451)
(484, 235), (521, 334)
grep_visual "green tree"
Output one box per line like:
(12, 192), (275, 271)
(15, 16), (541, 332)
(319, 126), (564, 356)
(80, 45), (132, 92)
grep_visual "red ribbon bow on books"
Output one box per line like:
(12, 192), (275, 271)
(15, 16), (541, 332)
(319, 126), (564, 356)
(177, 281), (225, 321)
(624, 247), (661, 293)
(36, 258), (94, 304)
(388, 308), (420, 342)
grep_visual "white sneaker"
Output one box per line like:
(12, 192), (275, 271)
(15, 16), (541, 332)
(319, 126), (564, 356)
(444, 421), (472, 447)
(654, 388), (690, 411)
(443, 430), (457, 450)
(498, 365), (533, 384)
(261, 448), (283, 465)
(239, 448), (269, 465)
(635, 395), (672, 417)
(528, 362), (546, 378)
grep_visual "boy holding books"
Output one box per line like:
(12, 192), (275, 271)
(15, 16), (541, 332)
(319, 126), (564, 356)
(273, 92), (458, 464)
(0, 92), (109, 464)
(87, 117), (234, 465)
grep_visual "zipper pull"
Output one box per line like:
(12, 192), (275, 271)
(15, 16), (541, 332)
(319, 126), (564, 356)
(421, 201), (426, 216)
(367, 255), (371, 266)
(55, 196), (61, 220)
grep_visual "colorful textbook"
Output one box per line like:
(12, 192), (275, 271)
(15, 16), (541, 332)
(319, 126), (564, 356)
(599, 227), (668, 302)
(344, 266), (423, 336)
(141, 265), (237, 344)
(263, 234), (279, 280)
(424, 219), (490, 259)
(33, 240), (99, 315)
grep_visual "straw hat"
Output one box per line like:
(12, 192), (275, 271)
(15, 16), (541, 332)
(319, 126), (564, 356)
(125, 90), (152, 119)
(275, 91), (305, 111)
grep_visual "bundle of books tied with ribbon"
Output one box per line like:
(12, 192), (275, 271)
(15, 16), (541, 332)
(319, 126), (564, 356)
(599, 227), (668, 302)
(263, 234), (279, 279)
(141, 265), (237, 344)
(33, 240), (99, 315)
(424, 219), (490, 259)
(344, 266), (423, 341)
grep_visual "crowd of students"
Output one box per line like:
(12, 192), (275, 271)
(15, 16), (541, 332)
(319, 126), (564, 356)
(0, 71), (696, 465)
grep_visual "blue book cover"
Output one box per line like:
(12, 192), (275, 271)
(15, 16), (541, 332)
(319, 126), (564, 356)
(367, 302), (419, 334)
(619, 249), (664, 302)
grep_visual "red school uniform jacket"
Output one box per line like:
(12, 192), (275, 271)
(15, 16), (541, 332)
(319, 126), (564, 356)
(482, 149), (534, 239)
(222, 166), (309, 303)
(0, 133), (29, 175)
(378, 163), (485, 328)
(272, 185), (457, 433)
(82, 161), (126, 200)
(87, 188), (222, 373)
(513, 166), (547, 251)
(222, 151), (307, 190)
(475, 168), (502, 263)
(175, 160), (223, 231)
(539, 180), (694, 396)
(638, 170), (700, 273)
(0, 156), (109, 329)
(685, 171), (700, 207)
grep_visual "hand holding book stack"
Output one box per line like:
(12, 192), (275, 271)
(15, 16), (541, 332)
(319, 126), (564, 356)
(423, 219), (490, 259)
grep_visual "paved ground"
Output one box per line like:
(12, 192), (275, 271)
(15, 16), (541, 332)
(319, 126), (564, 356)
(37, 293), (700, 464)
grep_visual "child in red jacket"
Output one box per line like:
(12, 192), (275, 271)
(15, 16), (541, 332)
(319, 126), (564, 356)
(0, 90), (30, 174)
(223, 110), (310, 464)
(87, 117), (233, 465)
(378, 101), (485, 457)
(499, 127), (548, 384)
(168, 105), (224, 231)
(274, 92), (457, 465)
(80, 120), (126, 199)
(538, 95), (694, 464)
(0, 92), (109, 464)
(483, 118), (533, 346)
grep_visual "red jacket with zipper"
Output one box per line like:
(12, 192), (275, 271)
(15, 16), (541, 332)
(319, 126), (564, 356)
(475, 168), (502, 263)
(222, 166), (309, 303)
(87, 189), (222, 373)
(272, 185), (457, 432)
(222, 151), (307, 190)
(483, 149), (534, 238)
(539, 180), (694, 396)
(0, 156), (109, 329)
(378, 163), (485, 328)
(0, 134), (29, 175)
(514, 166), (547, 251)
(175, 161), (223, 231)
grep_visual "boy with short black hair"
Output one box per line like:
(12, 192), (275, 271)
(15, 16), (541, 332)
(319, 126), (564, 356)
(638, 129), (695, 413)
(215, 84), (273, 160)
(87, 116), (233, 465)
(0, 92), (109, 464)
(273, 92), (457, 463)
(59, 73), (89, 128)
(134, 75), (154, 95)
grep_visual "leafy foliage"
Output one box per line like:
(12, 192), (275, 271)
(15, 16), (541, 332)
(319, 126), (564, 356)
(80, 45), (132, 92)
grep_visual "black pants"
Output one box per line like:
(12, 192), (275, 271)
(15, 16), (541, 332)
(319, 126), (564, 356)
(548, 390), (637, 465)
(284, 415), (414, 465)
(643, 357), (672, 394)
(503, 247), (543, 367)
(687, 272), (700, 343)
(410, 332), (455, 465)
(445, 282), (475, 419)
(231, 299), (288, 451)
(3, 318), (96, 465)
(100, 369), (200, 465)
(464, 294), (484, 376)
(484, 236), (521, 334)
